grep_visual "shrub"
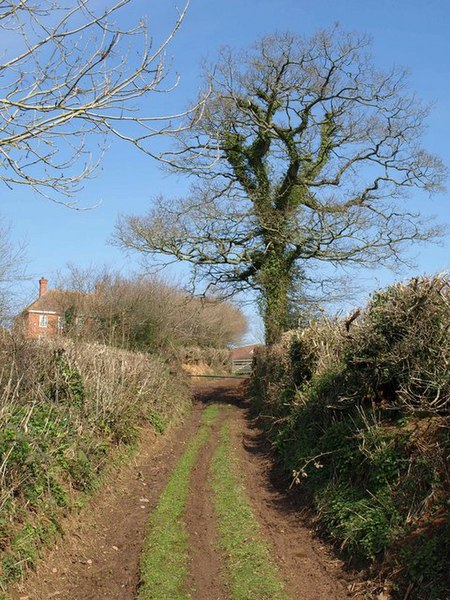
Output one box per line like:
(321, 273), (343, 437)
(0, 331), (190, 587)
(343, 276), (450, 415)
(251, 275), (450, 599)
(171, 346), (232, 374)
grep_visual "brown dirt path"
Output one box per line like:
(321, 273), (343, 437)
(225, 384), (351, 599)
(10, 379), (356, 600)
(194, 379), (351, 600)
(184, 403), (228, 600)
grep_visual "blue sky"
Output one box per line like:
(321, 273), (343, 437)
(2, 0), (449, 341)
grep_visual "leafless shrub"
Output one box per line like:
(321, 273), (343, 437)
(171, 345), (231, 372)
(291, 319), (345, 380)
(252, 321), (345, 412)
(0, 218), (27, 326)
(56, 268), (247, 351)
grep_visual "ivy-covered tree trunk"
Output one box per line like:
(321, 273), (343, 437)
(258, 249), (291, 345)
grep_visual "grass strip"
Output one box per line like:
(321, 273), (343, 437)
(211, 421), (290, 600)
(138, 404), (220, 600)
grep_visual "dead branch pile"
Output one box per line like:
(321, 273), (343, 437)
(345, 275), (450, 414)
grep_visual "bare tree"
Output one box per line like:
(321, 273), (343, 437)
(55, 265), (247, 350)
(0, 217), (27, 324)
(0, 0), (192, 204)
(114, 28), (447, 344)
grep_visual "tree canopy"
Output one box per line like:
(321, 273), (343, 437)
(115, 28), (447, 344)
(55, 267), (247, 351)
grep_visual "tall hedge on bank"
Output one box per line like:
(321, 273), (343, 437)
(251, 276), (450, 600)
(0, 333), (190, 591)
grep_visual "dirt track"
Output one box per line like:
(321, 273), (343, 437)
(10, 380), (352, 600)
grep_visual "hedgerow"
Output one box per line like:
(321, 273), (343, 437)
(251, 275), (450, 600)
(0, 332), (190, 591)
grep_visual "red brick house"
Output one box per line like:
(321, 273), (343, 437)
(19, 277), (89, 338)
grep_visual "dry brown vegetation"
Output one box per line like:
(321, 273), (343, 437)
(56, 270), (247, 353)
(173, 346), (232, 375)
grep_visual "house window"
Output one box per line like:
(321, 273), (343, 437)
(39, 315), (48, 328)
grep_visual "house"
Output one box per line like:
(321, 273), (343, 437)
(18, 277), (89, 338)
(231, 344), (261, 374)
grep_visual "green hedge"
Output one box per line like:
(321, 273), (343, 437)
(251, 276), (450, 600)
(0, 334), (190, 592)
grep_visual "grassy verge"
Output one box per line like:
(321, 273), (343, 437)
(210, 421), (289, 600)
(138, 404), (220, 600)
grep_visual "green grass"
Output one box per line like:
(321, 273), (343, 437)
(138, 404), (220, 600)
(0, 433), (144, 590)
(210, 421), (290, 600)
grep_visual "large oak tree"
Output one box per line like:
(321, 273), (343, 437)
(115, 29), (447, 344)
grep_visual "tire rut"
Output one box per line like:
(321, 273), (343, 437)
(10, 380), (357, 600)
(185, 406), (229, 600)
(226, 393), (351, 599)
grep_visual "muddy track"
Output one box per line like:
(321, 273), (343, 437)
(226, 390), (349, 599)
(185, 407), (228, 600)
(10, 380), (352, 600)
(9, 404), (205, 600)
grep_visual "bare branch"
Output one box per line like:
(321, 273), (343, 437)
(0, 0), (200, 204)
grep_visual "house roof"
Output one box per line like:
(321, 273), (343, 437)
(24, 289), (90, 315)
(231, 344), (261, 361)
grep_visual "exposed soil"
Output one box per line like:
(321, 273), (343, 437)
(184, 403), (228, 600)
(9, 405), (205, 600)
(10, 379), (357, 600)
(226, 387), (351, 599)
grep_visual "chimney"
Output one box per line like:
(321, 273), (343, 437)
(39, 277), (48, 297)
